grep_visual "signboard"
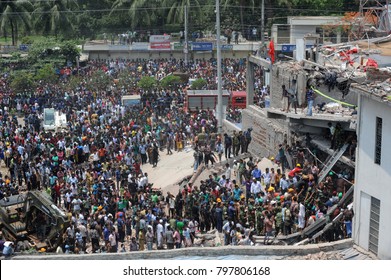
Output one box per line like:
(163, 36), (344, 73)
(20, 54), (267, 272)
(191, 42), (213, 51)
(108, 45), (130, 50)
(131, 43), (149, 51)
(149, 35), (171, 43)
(19, 44), (30, 51)
(150, 42), (171, 50)
(173, 42), (183, 50)
(281, 44), (315, 52)
(221, 44), (233, 51)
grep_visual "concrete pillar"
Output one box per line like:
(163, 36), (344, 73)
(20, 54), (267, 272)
(246, 59), (255, 107)
(337, 30), (341, 44)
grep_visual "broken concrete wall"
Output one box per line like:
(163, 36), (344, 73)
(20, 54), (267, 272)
(242, 106), (288, 158)
(270, 61), (359, 111)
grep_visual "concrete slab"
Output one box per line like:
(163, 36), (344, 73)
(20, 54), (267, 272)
(141, 146), (195, 196)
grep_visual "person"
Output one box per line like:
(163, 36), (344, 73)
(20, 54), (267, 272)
(146, 226), (154, 250)
(223, 133), (232, 159)
(151, 144), (159, 167)
(216, 140), (224, 162)
(328, 122), (336, 148)
(165, 225), (174, 249)
(250, 177), (262, 196)
(298, 202), (306, 231)
(264, 213), (274, 245)
(244, 128), (252, 152)
(282, 85), (289, 112)
(130, 237), (139, 251)
(156, 219), (164, 249)
(108, 228), (117, 253)
(306, 88), (315, 116)
(2, 241), (14, 258)
(234, 31), (239, 44)
(288, 80), (298, 113)
(173, 227), (181, 248)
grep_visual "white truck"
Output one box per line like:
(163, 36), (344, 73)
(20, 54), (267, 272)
(43, 108), (67, 131)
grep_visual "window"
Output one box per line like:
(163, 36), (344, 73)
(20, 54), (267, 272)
(369, 196), (380, 255)
(375, 117), (382, 164)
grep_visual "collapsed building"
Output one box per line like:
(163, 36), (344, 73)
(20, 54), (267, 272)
(243, 36), (391, 175)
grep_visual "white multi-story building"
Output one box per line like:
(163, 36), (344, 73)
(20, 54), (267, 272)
(353, 84), (391, 260)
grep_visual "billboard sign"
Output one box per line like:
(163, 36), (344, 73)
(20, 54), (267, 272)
(191, 42), (213, 51)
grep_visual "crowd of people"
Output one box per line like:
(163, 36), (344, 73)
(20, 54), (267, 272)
(0, 57), (354, 256)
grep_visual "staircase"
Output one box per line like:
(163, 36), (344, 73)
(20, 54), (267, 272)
(317, 144), (349, 184)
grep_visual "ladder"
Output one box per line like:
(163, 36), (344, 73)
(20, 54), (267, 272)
(285, 150), (293, 170)
(317, 143), (349, 184)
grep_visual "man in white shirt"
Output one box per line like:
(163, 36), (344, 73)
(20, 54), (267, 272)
(279, 174), (289, 192)
(138, 173), (148, 189)
(250, 177), (262, 196)
(156, 219), (164, 249)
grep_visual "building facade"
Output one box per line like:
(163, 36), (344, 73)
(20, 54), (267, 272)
(353, 86), (391, 260)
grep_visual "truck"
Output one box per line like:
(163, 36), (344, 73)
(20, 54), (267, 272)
(184, 89), (230, 112)
(0, 191), (70, 251)
(43, 108), (68, 132)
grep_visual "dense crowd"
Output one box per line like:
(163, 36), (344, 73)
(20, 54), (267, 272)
(0, 57), (353, 256)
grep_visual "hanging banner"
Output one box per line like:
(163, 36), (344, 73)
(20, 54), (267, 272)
(150, 42), (171, 50)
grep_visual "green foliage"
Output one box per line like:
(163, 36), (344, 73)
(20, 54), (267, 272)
(34, 64), (58, 84)
(190, 78), (207, 90)
(21, 36), (34, 44)
(89, 70), (111, 91)
(59, 41), (81, 64)
(27, 39), (80, 65)
(137, 76), (157, 92)
(10, 71), (35, 93)
(160, 75), (182, 89)
(63, 75), (83, 91)
(117, 69), (135, 90)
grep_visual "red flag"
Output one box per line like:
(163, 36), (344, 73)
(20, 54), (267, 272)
(268, 40), (275, 64)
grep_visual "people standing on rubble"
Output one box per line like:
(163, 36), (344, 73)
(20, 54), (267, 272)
(306, 88), (315, 116)
(282, 84), (290, 112)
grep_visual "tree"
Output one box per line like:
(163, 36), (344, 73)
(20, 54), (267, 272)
(34, 64), (58, 84)
(162, 0), (202, 25)
(117, 69), (135, 91)
(0, 0), (33, 46)
(31, 0), (79, 38)
(111, 0), (163, 30)
(89, 69), (111, 92)
(190, 78), (207, 90)
(10, 71), (34, 93)
(137, 76), (157, 93)
(160, 75), (182, 89)
(59, 41), (81, 65)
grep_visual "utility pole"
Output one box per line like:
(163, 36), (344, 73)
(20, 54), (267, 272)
(216, 0), (223, 134)
(261, 0), (265, 44)
(184, 5), (189, 65)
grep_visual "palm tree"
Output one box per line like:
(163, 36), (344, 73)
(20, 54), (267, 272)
(161, 0), (202, 25)
(221, 0), (255, 36)
(31, 0), (78, 38)
(111, 0), (163, 30)
(0, 0), (33, 45)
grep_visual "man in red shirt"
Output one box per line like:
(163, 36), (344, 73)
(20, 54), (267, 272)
(288, 163), (302, 178)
